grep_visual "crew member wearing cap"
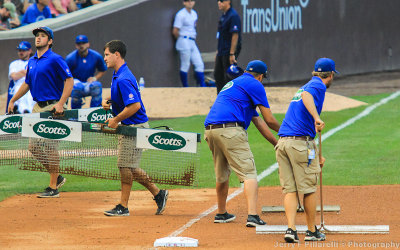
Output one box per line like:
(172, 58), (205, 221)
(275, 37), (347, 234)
(7, 41), (35, 114)
(8, 26), (73, 198)
(22, 0), (51, 26)
(276, 58), (338, 243)
(204, 60), (280, 227)
(65, 34), (107, 109)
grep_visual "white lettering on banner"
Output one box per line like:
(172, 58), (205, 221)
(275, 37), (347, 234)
(37, 124), (68, 135)
(152, 135), (183, 147)
(3, 120), (20, 129)
(90, 113), (108, 122)
(241, 0), (309, 33)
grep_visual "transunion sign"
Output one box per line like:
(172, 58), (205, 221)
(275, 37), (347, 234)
(78, 107), (113, 123)
(21, 117), (82, 142)
(241, 0), (309, 33)
(136, 128), (197, 153)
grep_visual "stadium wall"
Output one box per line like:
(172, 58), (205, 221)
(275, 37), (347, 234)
(0, 0), (399, 93)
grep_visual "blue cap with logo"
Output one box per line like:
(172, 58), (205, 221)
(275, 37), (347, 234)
(75, 35), (89, 44)
(16, 41), (31, 51)
(314, 58), (339, 73)
(246, 60), (268, 77)
(33, 26), (54, 40)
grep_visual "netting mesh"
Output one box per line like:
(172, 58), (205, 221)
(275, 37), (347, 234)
(1, 124), (199, 187)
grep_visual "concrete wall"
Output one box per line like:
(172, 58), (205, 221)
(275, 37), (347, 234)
(0, 0), (399, 93)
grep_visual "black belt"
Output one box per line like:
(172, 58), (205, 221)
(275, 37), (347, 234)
(37, 100), (58, 108)
(205, 122), (242, 130)
(280, 136), (314, 141)
(182, 36), (195, 41)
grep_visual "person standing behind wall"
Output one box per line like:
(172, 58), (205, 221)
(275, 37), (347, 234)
(214, 0), (241, 93)
(172, 0), (205, 87)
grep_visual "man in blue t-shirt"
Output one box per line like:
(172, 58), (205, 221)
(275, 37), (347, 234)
(205, 60), (280, 227)
(65, 35), (107, 109)
(22, 0), (51, 26)
(214, 0), (241, 93)
(276, 58), (338, 243)
(101, 40), (168, 217)
(8, 26), (73, 199)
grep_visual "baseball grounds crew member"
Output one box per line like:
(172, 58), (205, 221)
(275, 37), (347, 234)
(204, 60), (280, 227)
(65, 34), (107, 109)
(8, 26), (73, 198)
(214, 0), (241, 93)
(101, 40), (168, 216)
(172, 0), (205, 87)
(276, 58), (338, 243)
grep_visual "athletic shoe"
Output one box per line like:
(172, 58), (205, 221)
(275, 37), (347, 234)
(305, 226), (326, 241)
(37, 187), (59, 198)
(246, 214), (267, 227)
(284, 228), (299, 243)
(104, 204), (130, 216)
(154, 190), (168, 215)
(214, 212), (236, 223)
(56, 175), (66, 189)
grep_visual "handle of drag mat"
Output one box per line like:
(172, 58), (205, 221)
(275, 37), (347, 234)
(152, 125), (173, 131)
(318, 131), (325, 229)
(101, 123), (117, 134)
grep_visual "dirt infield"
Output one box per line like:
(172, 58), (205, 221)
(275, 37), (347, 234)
(0, 185), (399, 249)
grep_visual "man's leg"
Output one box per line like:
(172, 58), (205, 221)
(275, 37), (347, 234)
(216, 180), (229, 214)
(214, 55), (225, 93)
(244, 178), (258, 215)
(119, 167), (134, 208)
(179, 50), (191, 87)
(71, 81), (85, 109)
(304, 192), (317, 231)
(284, 192), (299, 230)
(191, 44), (206, 87)
(89, 81), (103, 108)
(131, 167), (159, 196)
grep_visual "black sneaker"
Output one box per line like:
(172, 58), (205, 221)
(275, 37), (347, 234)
(305, 226), (326, 241)
(246, 214), (266, 227)
(104, 204), (130, 216)
(284, 228), (299, 243)
(37, 187), (59, 198)
(56, 175), (66, 189)
(154, 190), (168, 215)
(214, 212), (236, 223)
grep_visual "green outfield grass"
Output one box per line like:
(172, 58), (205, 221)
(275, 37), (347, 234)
(0, 92), (399, 202)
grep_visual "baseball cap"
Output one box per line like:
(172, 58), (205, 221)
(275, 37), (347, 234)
(33, 26), (54, 40)
(3, 2), (16, 18)
(246, 60), (268, 77)
(16, 41), (31, 51)
(75, 35), (89, 44)
(314, 58), (339, 73)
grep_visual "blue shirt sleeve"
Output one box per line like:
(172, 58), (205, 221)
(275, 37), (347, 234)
(118, 79), (140, 106)
(247, 82), (270, 109)
(229, 14), (241, 33)
(44, 6), (51, 18)
(53, 56), (73, 80)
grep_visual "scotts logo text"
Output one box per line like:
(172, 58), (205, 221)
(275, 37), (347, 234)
(33, 121), (71, 139)
(87, 109), (113, 123)
(0, 116), (21, 133)
(148, 132), (186, 151)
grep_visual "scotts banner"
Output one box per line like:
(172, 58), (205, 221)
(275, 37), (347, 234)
(78, 107), (113, 123)
(21, 117), (82, 142)
(0, 114), (40, 135)
(136, 128), (198, 154)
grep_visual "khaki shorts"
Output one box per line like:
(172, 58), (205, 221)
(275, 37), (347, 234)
(204, 126), (257, 183)
(275, 137), (321, 194)
(117, 122), (149, 168)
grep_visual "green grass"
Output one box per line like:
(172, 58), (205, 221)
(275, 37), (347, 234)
(1, 92), (399, 202)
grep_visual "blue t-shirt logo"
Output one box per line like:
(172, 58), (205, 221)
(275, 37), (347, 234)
(221, 81), (234, 92)
(292, 89), (304, 102)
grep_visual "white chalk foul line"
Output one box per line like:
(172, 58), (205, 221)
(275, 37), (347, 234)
(168, 90), (400, 238)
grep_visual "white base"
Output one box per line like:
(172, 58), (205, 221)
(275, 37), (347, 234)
(154, 237), (198, 247)
(256, 225), (389, 234)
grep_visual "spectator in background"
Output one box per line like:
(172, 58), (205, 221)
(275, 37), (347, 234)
(77, 0), (105, 9)
(7, 41), (36, 114)
(22, 0), (51, 26)
(214, 0), (241, 93)
(0, 2), (20, 30)
(49, 0), (76, 17)
(65, 34), (107, 109)
(22, 0), (36, 14)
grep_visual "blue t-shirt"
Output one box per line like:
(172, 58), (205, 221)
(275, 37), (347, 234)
(204, 73), (270, 130)
(25, 49), (73, 102)
(22, 3), (51, 25)
(110, 63), (148, 125)
(65, 49), (107, 82)
(217, 7), (241, 56)
(278, 76), (327, 138)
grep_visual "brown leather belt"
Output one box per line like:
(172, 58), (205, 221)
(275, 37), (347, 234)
(37, 100), (58, 108)
(205, 122), (241, 130)
(280, 136), (314, 141)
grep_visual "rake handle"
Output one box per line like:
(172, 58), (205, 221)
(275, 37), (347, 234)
(318, 131), (325, 228)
